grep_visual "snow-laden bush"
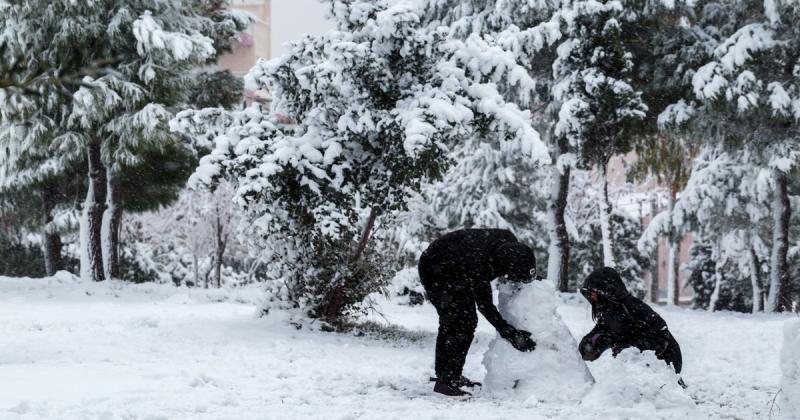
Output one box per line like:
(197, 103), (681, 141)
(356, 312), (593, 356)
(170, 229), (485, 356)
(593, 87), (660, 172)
(116, 184), (260, 287)
(0, 231), (46, 277)
(684, 238), (752, 312)
(778, 319), (800, 419)
(581, 349), (695, 413)
(387, 267), (425, 306)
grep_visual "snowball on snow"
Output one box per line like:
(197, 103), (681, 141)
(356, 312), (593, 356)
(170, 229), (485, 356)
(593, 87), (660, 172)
(482, 280), (594, 403)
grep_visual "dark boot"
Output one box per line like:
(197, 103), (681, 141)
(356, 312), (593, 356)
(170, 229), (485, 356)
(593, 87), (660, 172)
(433, 380), (471, 397)
(430, 376), (482, 388)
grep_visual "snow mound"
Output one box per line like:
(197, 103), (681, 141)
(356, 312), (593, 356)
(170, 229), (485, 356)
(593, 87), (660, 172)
(482, 280), (594, 402)
(581, 348), (695, 413)
(778, 319), (800, 420)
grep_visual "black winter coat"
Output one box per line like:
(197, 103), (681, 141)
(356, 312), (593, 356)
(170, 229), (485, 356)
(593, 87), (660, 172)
(418, 228), (536, 334)
(578, 267), (683, 374)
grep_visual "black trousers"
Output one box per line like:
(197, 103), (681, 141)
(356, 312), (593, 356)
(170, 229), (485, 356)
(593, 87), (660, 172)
(419, 259), (478, 382)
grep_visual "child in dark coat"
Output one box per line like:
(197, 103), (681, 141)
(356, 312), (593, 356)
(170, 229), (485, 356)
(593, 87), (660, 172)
(578, 267), (683, 377)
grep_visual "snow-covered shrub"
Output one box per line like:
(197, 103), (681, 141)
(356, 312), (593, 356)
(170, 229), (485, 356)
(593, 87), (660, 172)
(173, 0), (549, 323)
(778, 320), (800, 419)
(684, 239), (752, 312)
(0, 231), (45, 277)
(117, 183), (258, 287)
(387, 268), (425, 306)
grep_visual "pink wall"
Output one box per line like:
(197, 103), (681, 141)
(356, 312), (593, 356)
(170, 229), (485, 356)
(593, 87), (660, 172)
(607, 153), (694, 304)
(217, 1), (272, 76)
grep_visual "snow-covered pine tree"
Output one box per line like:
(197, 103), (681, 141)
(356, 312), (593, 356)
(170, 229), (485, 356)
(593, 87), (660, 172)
(416, 0), (574, 290)
(687, 0), (800, 312)
(567, 170), (649, 295)
(174, 0), (550, 323)
(553, 0), (654, 269)
(0, 133), (87, 276)
(421, 137), (552, 261)
(0, 0), (250, 281)
(668, 151), (772, 312)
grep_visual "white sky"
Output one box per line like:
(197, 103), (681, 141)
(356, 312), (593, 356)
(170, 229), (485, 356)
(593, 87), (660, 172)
(271, 0), (333, 58)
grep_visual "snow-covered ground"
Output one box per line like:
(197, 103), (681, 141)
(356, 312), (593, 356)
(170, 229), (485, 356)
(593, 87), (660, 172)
(0, 273), (793, 419)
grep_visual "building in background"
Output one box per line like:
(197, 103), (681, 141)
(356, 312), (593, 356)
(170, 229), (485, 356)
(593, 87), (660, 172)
(218, 0), (271, 76)
(609, 154), (694, 305)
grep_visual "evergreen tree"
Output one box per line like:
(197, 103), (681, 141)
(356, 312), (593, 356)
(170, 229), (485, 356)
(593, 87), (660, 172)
(552, 0), (654, 268)
(417, 0), (574, 290)
(0, 0), (249, 281)
(667, 151), (772, 312)
(686, 0), (800, 312)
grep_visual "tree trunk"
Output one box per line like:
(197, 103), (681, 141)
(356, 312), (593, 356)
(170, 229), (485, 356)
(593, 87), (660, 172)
(547, 159), (571, 292)
(84, 140), (107, 282)
(103, 168), (123, 280)
(203, 256), (214, 288)
(649, 197), (660, 304)
(352, 207), (378, 264)
(599, 162), (616, 268)
(193, 254), (200, 288)
(321, 207), (379, 322)
(748, 241), (764, 313)
(708, 240), (723, 312)
(666, 241), (680, 306)
(41, 183), (62, 276)
(666, 188), (680, 306)
(214, 208), (227, 288)
(766, 171), (791, 312)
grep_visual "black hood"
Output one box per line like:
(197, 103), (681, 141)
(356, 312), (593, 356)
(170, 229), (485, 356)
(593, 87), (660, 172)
(581, 267), (630, 302)
(493, 242), (536, 282)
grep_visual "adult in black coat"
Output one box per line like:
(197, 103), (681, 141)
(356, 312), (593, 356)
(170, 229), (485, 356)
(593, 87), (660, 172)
(578, 267), (683, 377)
(418, 228), (539, 396)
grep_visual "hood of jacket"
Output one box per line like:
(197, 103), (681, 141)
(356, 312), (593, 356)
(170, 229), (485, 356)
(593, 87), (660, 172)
(580, 267), (630, 302)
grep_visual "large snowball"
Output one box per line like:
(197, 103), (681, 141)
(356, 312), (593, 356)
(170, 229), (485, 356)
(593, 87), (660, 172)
(779, 319), (800, 420)
(581, 348), (696, 414)
(482, 280), (594, 402)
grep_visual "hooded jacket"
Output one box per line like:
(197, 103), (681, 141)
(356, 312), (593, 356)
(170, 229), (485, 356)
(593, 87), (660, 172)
(418, 228), (536, 335)
(578, 267), (683, 374)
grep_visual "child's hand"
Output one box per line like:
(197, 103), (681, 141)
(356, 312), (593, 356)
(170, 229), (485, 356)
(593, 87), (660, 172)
(579, 332), (611, 361)
(505, 329), (537, 352)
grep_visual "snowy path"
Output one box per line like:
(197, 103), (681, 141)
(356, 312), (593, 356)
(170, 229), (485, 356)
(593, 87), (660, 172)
(0, 275), (790, 419)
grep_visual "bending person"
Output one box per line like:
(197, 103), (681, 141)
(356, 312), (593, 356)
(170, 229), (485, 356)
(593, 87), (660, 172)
(418, 228), (538, 397)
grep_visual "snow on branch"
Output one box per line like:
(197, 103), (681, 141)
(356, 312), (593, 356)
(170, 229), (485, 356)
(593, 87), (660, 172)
(637, 209), (669, 254)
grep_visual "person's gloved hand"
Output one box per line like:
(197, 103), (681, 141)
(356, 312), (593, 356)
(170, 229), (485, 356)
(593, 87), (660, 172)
(501, 328), (536, 352)
(579, 332), (611, 361)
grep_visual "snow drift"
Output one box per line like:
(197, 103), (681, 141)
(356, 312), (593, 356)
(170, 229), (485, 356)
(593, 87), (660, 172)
(581, 348), (696, 414)
(778, 319), (800, 420)
(482, 280), (594, 402)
